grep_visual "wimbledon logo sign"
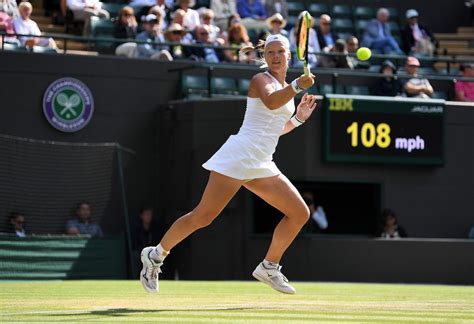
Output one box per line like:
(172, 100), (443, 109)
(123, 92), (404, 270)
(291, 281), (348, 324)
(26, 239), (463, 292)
(43, 77), (94, 132)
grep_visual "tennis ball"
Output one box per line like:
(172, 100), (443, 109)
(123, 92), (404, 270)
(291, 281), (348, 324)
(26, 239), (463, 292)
(356, 47), (372, 61)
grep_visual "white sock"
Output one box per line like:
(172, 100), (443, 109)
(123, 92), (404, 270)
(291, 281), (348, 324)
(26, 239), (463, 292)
(262, 259), (279, 269)
(150, 243), (169, 263)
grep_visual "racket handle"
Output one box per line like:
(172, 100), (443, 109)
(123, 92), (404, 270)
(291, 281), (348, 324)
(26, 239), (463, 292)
(304, 63), (310, 76)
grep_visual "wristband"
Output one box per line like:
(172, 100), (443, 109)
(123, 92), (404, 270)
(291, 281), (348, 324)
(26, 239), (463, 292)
(290, 79), (304, 94)
(290, 115), (305, 127)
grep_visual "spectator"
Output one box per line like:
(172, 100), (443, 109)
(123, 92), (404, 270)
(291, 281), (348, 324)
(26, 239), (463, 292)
(9, 212), (26, 237)
(220, 12), (240, 40)
(289, 13), (319, 69)
(113, 6), (137, 39)
(401, 9), (435, 56)
(361, 8), (402, 54)
(66, 0), (110, 36)
(455, 63), (474, 102)
(318, 39), (353, 69)
(150, 0), (172, 27)
(13, 2), (57, 49)
(237, 0), (267, 31)
(302, 191), (328, 233)
(265, 12), (287, 37)
(163, 22), (187, 58)
(0, 0), (19, 17)
(373, 60), (403, 96)
(378, 209), (407, 239)
(346, 35), (362, 69)
(136, 14), (172, 60)
(175, 0), (200, 31)
(315, 14), (337, 51)
(200, 8), (222, 43)
(148, 5), (167, 29)
(128, 0), (156, 18)
(211, 0), (237, 31)
(132, 207), (160, 252)
(171, 8), (186, 27)
(184, 24), (224, 62)
(66, 202), (103, 237)
(403, 56), (433, 98)
(264, 0), (288, 20)
(0, 8), (19, 44)
(224, 22), (254, 63)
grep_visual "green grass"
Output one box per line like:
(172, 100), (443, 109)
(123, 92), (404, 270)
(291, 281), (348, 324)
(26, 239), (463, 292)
(1, 281), (473, 323)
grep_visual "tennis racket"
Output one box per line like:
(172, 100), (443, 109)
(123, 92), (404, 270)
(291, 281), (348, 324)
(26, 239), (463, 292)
(296, 11), (311, 76)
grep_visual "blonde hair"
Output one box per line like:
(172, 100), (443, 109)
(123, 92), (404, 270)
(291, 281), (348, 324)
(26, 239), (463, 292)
(19, 1), (33, 13)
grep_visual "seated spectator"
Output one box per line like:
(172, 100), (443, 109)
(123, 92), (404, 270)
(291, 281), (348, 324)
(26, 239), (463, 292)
(373, 60), (403, 96)
(401, 9), (435, 56)
(171, 8), (186, 27)
(378, 209), (407, 239)
(199, 8), (223, 43)
(128, 0), (155, 18)
(237, 0), (267, 31)
(302, 191), (328, 233)
(175, 0), (200, 31)
(163, 22), (187, 59)
(148, 5), (167, 29)
(136, 13), (172, 60)
(0, 9), (19, 44)
(315, 14), (337, 51)
(151, 0), (172, 28)
(66, 0), (110, 36)
(113, 6), (137, 39)
(0, 0), (19, 17)
(13, 2), (56, 49)
(264, 0), (288, 20)
(211, 0), (237, 31)
(9, 212), (26, 237)
(289, 12), (319, 69)
(362, 8), (402, 54)
(318, 39), (353, 69)
(455, 63), (474, 102)
(132, 206), (160, 252)
(184, 24), (225, 62)
(346, 35), (362, 69)
(66, 202), (103, 237)
(265, 13), (287, 37)
(220, 12), (240, 40)
(224, 22), (254, 63)
(403, 56), (433, 98)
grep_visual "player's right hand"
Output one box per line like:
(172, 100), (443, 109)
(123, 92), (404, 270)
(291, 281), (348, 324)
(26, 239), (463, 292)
(298, 74), (315, 89)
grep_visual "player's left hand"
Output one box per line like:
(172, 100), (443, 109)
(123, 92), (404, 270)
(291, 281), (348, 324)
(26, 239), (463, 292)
(296, 93), (317, 122)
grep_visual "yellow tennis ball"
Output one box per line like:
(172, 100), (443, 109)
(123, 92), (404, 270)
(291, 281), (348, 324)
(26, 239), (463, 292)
(356, 47), (372, 61)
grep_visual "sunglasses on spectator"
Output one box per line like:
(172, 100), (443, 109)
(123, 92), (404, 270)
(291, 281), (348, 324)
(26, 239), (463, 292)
(172, 30), (183, 35)
(199, 32), (209, 35)
(123, 13), (133, 16)
(321, 22), (331, 26)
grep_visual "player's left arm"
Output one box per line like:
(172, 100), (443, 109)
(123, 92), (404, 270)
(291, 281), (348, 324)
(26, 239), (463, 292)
(281, 93), (317, 135)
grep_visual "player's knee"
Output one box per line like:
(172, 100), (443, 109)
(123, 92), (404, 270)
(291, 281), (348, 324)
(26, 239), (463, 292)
(295, 204), (310, 224)
(189, 209), (218, 229)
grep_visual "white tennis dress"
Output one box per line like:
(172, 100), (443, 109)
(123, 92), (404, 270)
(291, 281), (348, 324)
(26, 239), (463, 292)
(202, 72), (295, 180)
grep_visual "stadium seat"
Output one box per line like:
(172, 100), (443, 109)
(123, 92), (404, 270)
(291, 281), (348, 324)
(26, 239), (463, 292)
(211, 77), (238, 95)
(337, 32), (354, 42)
(386, 7), (399, 19)
(32, 46), (58, 54)
(238, 79), (250, 95)
(2, 43), (27, 52)
(355, 19), (370, 34)
(309, 3), (329, 16)
(90, 16), (116, 53)
(195, 0), (210, 8)
(101, 3), (125, 17)
(353, 6), (375, 19)
(319, 84), (345, 95)
(346, 85), (370, 95)
(388, 21), (400, 34)
(331, 5), (352, 18)
(182, 74), (209, 98)
(432, 91), (448, 100)
(287, 1), (305, 15)
(369, 65), (381, 72)
(332, 18), (354, 33)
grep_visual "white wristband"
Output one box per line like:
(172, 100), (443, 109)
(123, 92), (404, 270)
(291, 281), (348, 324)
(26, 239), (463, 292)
(290, 79), (303, 94)
(290, 115), (305, 127)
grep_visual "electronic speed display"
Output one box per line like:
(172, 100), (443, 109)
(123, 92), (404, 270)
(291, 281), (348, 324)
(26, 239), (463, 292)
(323, 95), (445, 165)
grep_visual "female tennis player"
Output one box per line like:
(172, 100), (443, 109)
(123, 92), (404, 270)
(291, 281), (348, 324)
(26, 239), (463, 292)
(140, 34), (317, 294)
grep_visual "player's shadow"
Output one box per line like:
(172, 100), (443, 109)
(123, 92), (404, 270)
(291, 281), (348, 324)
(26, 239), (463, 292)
(47, 307), (254, 318)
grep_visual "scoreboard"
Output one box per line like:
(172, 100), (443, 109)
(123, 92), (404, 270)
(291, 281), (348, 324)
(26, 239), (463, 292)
(323, 95), (445, 165)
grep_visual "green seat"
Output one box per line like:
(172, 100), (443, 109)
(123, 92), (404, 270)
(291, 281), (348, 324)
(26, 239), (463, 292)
(90, 16), (116, 53)
(388, 21), (400, 34)
(346, 85), (370, 95)
(101, 3), (125, 17)
(331, 5), (352, 17)
(319, 84), (345, 95)
(211, 77), (238, 95)
(432, 91), (448, 100)
(355, 19), (370, 34)
(182, 75), (209, 98)
(238, 79), (250, 95)
(386, 7), (399, 19)
(2, 43), (27, 52)
(32, 46), (58, 54)
(354, 6), (375, 19)
(332, 18), (354, 33)
(369, 65), (381, 72)
(287, 1), (305, 15)
(337, 32), (354, 42)
(309, 3), (328, 16)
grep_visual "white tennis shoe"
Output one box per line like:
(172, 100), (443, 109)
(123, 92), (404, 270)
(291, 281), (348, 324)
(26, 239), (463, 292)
(252, 262), (296, 294)
(140, 246), (163, 293)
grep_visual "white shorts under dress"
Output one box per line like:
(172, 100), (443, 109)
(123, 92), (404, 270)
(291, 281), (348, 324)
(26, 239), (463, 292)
(202, 72), (295, 181)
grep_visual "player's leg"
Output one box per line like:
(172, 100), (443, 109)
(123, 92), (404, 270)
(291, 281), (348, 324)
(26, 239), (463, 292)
(140, 171), (244, 293)
(243, 173), (309, 294)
